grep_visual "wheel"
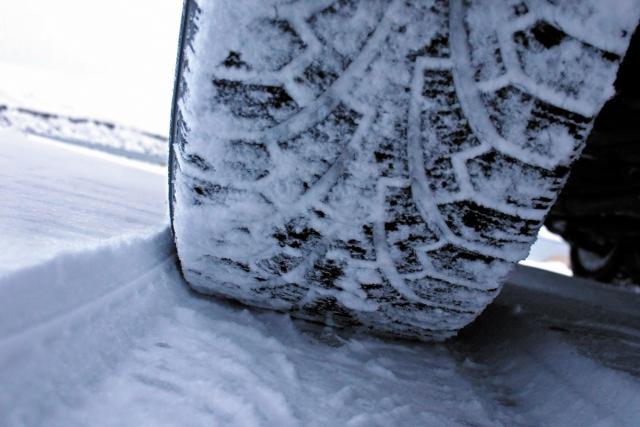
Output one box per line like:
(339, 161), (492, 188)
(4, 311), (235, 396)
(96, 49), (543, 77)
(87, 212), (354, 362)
(570, 244), (620, 283)
(571, 243), (640, 285)
(169, 0), (639, 340)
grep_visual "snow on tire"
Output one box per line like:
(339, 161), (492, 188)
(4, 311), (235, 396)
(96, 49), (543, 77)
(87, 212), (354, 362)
(169, 0), (639, 340)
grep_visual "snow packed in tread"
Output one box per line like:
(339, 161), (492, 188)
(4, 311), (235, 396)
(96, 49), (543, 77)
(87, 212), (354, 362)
(171, 0), (639, 340)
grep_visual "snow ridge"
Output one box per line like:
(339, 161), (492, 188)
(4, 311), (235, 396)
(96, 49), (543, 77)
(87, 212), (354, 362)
(0, 104), (168, 164)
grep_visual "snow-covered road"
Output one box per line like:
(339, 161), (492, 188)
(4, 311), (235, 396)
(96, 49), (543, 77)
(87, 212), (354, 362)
(0, 129), (166, 275)
(1, 131), (639, 426)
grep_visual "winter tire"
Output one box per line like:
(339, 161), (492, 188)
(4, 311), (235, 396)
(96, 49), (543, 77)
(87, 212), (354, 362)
(170, 0), (639, 340)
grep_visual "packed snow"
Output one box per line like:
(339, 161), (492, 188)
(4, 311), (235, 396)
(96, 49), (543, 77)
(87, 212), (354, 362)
(2, 130), (640, 426)
(0, 129), (166, 275)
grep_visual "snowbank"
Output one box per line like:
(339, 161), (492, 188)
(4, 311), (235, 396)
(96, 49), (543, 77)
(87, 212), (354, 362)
(0, 104), (167, 164)
(0, 228), (179, 426)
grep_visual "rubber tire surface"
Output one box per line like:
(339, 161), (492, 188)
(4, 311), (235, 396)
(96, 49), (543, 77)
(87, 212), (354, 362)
(170, 0), (638, 340)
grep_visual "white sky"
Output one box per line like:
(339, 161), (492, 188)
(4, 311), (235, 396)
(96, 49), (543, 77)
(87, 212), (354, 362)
(0, 1), (183, 134)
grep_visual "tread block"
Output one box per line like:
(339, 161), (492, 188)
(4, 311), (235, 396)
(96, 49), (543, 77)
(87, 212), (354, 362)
(373, 116), (410, 179)
(234, 19), (306, 72)
(361, 278), (474, 331)
(273, 217), (322, 250)
(466, 150), (567, 210)
(253, 282), (308, 305)
(439, 200), (538, 256)
(513, 20), (619, 106)
(385, 186), (438, 274)
(185, 269), (245, 297)
(257, 253), (304, 276)
(334, 225), (376, 261)
(184, 152), (214, 172)
(425, 244), (511, 286)
(256, 217), (321, 276)
(297, 296), (360, 326)
(189, 178), (240, 205)
(425, 157), (461, 197)
(482, 86), (591, 160)
(305, 258), (346, 290)
(277, 103), (361, 199)
(307, 0), (387, 59)
(361, 279), (424, 313)
(188, 177), (271, 210)
(222, 141), (273, 181)
(253, 283), (309, 308)
(464, 1), (506, 81)
(421, 69), (482, 160)
(212, 79), (299, 127)
(406, 0), (450, 59)
(471, 32), (504, 82)
(294, 49), (348, 96)
(406, 275), (494, 312)
(192, 257), (266, 296)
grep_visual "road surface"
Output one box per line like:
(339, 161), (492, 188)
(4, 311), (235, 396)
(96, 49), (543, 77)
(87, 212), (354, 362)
(0, 129), (166, 275)
(1, 129), (639, 426)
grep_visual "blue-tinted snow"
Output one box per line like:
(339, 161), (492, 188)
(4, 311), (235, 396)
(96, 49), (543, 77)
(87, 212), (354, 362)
(1, 130), (640, 426)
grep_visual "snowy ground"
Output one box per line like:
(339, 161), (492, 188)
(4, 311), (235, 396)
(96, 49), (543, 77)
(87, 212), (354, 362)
(1, 130), (639, 426)
(0, 105), (168, 164)
(0, 129), (165, 275)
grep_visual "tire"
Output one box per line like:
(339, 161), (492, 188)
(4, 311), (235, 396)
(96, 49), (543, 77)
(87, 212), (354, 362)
(169, 0), (639, 340)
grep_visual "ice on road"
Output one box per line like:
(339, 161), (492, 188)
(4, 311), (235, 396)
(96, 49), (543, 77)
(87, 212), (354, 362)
(1, 131), (640, 426)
